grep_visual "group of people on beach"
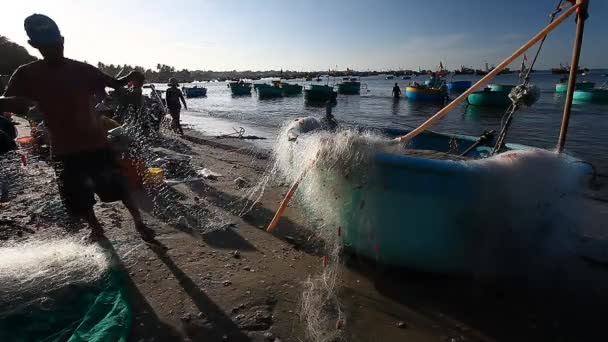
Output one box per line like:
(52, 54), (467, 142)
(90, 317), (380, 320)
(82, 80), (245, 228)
(0, 14), (168, 242)
(0, 14), (341, 244)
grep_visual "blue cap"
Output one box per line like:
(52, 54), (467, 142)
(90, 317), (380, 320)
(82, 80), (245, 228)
(24, 14), (62, 46)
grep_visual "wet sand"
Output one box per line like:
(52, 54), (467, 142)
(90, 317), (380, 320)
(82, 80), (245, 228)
(2, 118), (608, 341)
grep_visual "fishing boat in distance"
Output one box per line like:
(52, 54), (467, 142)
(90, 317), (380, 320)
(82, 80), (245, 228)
(337, 77), (361, 95)
(447, 80), (472, 92)
(182, 86), (207, 98)
(454, 66), (475, 75)
(228, 81), (252, 95)
(555, 81), (595, 92)
(552, 63), (589, 74)
(304, 84), (337, 102)
(386, 75), (395, 80)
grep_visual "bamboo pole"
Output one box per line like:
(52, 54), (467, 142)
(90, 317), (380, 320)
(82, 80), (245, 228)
(394, 3), (581, 143)
(266, 165), (311, 233)
(557, 0), (588, 153)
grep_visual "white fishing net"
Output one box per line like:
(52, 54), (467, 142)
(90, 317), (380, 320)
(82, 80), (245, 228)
(256, 118), (591, 341)
(0, 238), (110, 313)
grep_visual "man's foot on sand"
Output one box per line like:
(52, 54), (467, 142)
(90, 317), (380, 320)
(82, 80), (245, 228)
(135, 223), (157, 243)
(83, 229), (106, 244)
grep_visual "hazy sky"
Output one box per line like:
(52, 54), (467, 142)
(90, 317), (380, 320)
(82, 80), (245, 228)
(2, 0), (606, 71)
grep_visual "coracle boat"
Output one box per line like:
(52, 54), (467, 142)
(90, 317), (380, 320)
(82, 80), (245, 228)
(555, 82), (594, 92)
(304, 84), (337, 102)
(256, 83), (283, 98)
(573, 88), (608, 103)
(182, 86), (207, 98)
(405, 85), (447, 102)
(447, 80), (472, 92)
(280, 82), (303, 95)
(229, 81), (252, 95)
(337, 79), (361, 95)
(467, 88), (511, 107)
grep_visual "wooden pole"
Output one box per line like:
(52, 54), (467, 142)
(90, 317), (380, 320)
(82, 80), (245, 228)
(557, 0), (588, 153)
(394, 3), (581, 144)
(266, 165), (311, 233)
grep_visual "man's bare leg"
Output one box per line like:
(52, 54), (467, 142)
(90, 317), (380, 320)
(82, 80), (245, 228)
(83, 208), (105, 242)
(122, 195), (156, 242)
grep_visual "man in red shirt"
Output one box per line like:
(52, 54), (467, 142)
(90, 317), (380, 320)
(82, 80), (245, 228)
(4, 14), (156, 243)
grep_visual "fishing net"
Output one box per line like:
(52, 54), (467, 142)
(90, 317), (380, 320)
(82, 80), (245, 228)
(262, 118), (591, 341)
(0, 238), (131, 342)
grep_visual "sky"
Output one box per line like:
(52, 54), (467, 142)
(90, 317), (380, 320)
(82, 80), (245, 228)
(1, 0), (607, 71)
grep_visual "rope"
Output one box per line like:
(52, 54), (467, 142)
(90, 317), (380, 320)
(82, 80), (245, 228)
(522, 0), (566, 83)
(492, 0), (566, 154)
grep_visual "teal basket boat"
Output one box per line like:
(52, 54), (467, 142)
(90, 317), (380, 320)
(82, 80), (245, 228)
(304, 84), (337, 102)
(257, 84), (283, 98)
(335, 128), (592, 273)
(573, 88), (608, 103)
(280, 83), (303, 95)
(467, 89), (511, 107)
(555, 82), (595, 92)
(337, 81), (361, 95)
(229, 82), (252, 95)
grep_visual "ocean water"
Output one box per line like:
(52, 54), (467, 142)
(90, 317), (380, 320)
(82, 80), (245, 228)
(160, 71), (608, 172)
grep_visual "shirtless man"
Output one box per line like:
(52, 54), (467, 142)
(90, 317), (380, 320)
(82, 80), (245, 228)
(4, 14), (156, 242)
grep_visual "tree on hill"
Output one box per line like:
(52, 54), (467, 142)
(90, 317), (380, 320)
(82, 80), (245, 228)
(0, 36), (37, 76)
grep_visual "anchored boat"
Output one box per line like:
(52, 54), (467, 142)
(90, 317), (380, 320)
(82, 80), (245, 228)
(555, 82), (595, 92)
(182, 86), (207, 98)
(337, 78), (361, 95)
(229, 81), (252, 95)
(257, 83), (283, 98)
(280, 82), (303, 95)
(405, 84), (447, 102)
(573, 88), (608, 103)
(467, 89), (511, 107)
(304, 84), (337, 102)
(447, 80), (472, 92)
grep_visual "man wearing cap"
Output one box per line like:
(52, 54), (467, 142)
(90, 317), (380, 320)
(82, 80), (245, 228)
(3, 14), (156, 243)
(165, 77), (187, 135)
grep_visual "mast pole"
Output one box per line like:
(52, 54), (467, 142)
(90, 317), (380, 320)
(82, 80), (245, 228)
(557, 0), (589, 153)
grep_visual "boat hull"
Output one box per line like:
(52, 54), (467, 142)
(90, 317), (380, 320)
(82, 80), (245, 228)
(305, 85), (337, 102)
(281, 83), (303, 95)
(258, 86), (283, 98)
(182, 87), (207, 98)
(555, 82), (595, 93)
(573, 89), (608, 103)
(405, 86), (447, 102)
(337, 82), (361, 95)
(447, 81), (472, 92)
(230, 83), (252, 95)
(467, 90), (511, 107)
(282, 125), (593, 273)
